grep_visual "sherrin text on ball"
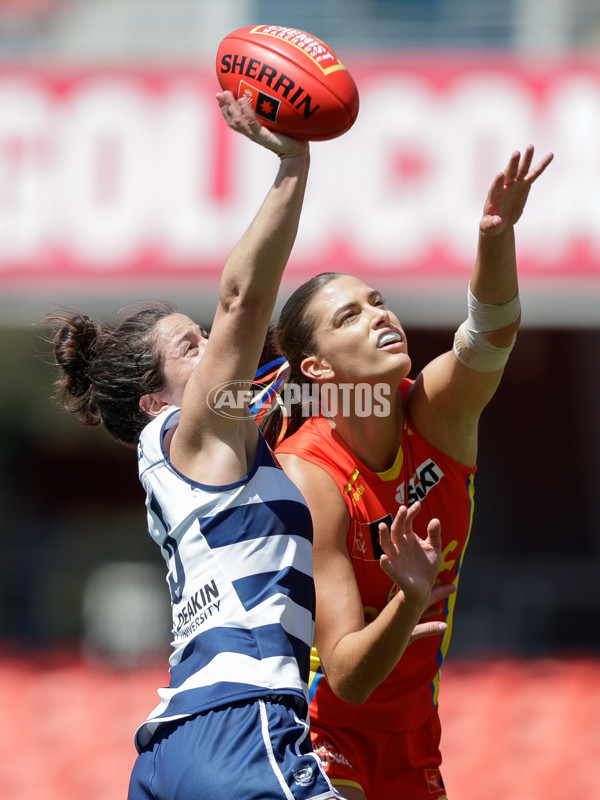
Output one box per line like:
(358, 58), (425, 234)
(216, 25), (359, 141)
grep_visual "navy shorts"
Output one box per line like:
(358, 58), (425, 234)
(128, 696), (344, 800)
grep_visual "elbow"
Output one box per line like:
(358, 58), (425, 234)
(328, 676), (374, 706)
(484, 315), (521, 348)
(502, 312), (522, 337)
(318, 640), (380, 705)
(218, 287), (269, 318)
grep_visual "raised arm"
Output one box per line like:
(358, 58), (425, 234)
(471, 145), (553, 303)
(408, 146), (553, 466)
(171, 92), (310, 480)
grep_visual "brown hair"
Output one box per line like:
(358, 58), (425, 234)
(44, 301), (178, 447)
(260, 272), (343, 448)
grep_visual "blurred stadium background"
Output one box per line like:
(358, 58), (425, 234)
(0, 1), (599, 798)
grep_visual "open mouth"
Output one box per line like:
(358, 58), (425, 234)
(377, 330), (403, 349)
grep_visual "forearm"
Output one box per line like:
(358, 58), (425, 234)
(219, 151), (310, 312)
(470, 226), (518, 305)
(321, 591), (429, 704)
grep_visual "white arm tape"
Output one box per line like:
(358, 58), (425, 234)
(453, 322), (516, 372)
(453, 289), (521, 373)
(467, 287), (521, 332)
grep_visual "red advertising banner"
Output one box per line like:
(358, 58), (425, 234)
(0, 58), (598, 321)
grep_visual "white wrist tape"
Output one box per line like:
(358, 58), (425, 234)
(453, 288), (521, 373)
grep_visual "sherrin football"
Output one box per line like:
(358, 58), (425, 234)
(216, 25), (359, 141)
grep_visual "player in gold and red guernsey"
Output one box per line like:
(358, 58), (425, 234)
(260, 146), (553, 800)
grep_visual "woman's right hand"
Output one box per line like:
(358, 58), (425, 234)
(216, 90), (309, 160)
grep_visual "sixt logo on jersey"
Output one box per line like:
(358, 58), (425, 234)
(219, 54), (321, 119)
(395, 459), (444, 506)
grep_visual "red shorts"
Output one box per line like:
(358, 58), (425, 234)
(311, 707), (447, 800)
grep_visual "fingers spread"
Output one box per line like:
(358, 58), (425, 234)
(515, 145), (534, 181)
(503, 150), (521, 184)
(426, 518), (442, 549)
(526, 150), (554, 183)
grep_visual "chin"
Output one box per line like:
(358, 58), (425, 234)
(382, 349), (410, 369)
(387, 357), (412, 385)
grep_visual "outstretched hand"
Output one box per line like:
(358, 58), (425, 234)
(480, 145), (554, 237)
(379, 502), (456, 642)
(379, 502), (445, 601)
(216, 90), (309, 160)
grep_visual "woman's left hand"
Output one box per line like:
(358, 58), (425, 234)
(378, 502), (444, 604)
(479, 145), (553, 236)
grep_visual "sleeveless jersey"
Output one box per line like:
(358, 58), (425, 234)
(134, 408), (315, 751)
(276, 378), (476, 732)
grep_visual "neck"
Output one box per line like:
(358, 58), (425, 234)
(327, 387), (403, 473)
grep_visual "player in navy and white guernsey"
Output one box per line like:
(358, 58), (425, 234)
(47, 93), (345, 800)
(135, 407), (315, 749)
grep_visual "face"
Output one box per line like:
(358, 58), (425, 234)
(303, 275), (410, 384)
(153, 313), (209, 407)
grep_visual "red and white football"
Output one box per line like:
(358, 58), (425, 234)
(216, 25), (359, 141)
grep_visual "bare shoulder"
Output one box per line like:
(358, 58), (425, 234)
(407, 350), (496, 465)
(276, 452), (349, 535)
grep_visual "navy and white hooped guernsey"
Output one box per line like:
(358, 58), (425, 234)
(134, 408), (315, 752)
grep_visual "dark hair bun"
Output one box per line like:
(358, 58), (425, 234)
(51, 312), (104, 425)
